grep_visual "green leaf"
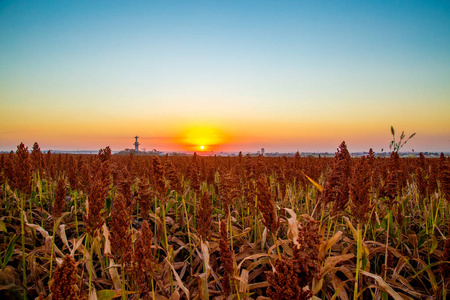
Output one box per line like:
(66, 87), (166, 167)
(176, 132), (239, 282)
(166, 198), (177, 214)
(97, 289), (120, 300)
(0, 220), (6, 232)
(429, 235), (438, 254)
(2, 234), (20, 268)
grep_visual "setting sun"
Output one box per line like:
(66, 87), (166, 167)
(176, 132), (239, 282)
(175, 125), (229, 152)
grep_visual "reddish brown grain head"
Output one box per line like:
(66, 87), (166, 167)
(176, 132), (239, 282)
(418, 152), (426, 169)
(266, 258), (313, 300)
(52, 179), (66, 219)
(152, 157), (166, 198)
(428, 160), (439, 195)
(294, 220), (321, 260)
(439, 152), (447, 175)
(219, 171), (237, 215)
(380, 170), (399, 207)
(4, 151), (16, 189)
(256, 175), (279, 233)
(244, 154), (256, 181)
(267, 219), (320, 300)
(118, 167), (134, 211)
(0, 155), (4, 187)
(275, 165), (287, 200)
(109, 193), (132, 264)
(45, 150), (56, 181)
(322, 141), (352, 216)
(188, 155), (201, 195)
(255, 154), (267, 178)
(31, 142), (43, 174)
(15, 142), (32, 195)
(98, 146), (111, 163)
(136, 177), (154, 219)
(439, 156), (450, 203)
(79, 160), (91, 194)
(293, 220), (321, 285)
(416, 164), (428, 200)
(132, 220), (154, 299)
(50, 255), (79, 300)
(197, 191), (213, 240)
(84, 161), (110, 237)
(368, 148), (375, 161)
(244, 180), (256, 211)
(66, 155), (79, 191)
(165, 160), (182, 194)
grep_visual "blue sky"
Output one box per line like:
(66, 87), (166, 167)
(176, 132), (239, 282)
(1, 1), (449, 152)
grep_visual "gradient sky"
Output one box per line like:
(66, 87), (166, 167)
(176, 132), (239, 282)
(1, 1), (449, 153)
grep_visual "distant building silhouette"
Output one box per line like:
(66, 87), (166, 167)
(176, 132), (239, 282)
(134, 136), (140, 152)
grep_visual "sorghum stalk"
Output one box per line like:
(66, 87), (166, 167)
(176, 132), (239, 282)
(354, 223), (362, 300)
(20, 191), (27, 300)
(384, 210), (391, 280)
(161, 199), (169, 251)
(73, 191), (79, 237)
(431, 197), (441, 236)
(254, 195), (260, 247)
(169, 246), (174, 293)
(121, 263), (126, 300)
(50, 179), (66, 279)
(151, 278), (155, 300)
(272, 232), (281, 259)
(88, 235), (94, 296)
(37, 173), (43, 227)
(228, 206), (233, 257)
(161, 201), (174, 294)
(181, 196), (193, 267)
(49, 219), (59, 280)
(441, 238), (450, 297)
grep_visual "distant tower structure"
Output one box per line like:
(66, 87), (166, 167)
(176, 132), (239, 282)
(134, 136), (140, 152)
(261, 148), (265, 155)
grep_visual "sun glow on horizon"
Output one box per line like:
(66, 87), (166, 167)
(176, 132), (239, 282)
(176, 125), (229, 152)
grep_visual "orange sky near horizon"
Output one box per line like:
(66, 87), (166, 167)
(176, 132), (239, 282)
(1, 104), (449, 153)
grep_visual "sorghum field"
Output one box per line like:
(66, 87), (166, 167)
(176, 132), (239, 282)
(0, 142), (449, 300)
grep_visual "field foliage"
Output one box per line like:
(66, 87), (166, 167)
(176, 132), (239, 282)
(0, 142), (449, 300)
